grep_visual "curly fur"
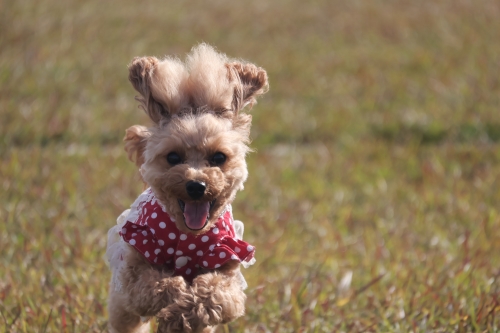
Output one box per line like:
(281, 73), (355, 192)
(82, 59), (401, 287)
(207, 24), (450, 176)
(108, 44), (268, 333)
(124, 125), (151, 168)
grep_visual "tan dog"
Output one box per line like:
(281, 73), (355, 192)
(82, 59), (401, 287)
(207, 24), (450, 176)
(106, 44), (268, 333)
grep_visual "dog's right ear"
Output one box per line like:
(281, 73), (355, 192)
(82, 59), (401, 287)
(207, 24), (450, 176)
(129, 57), (166, 123)
(124, 125), (151, 170)
(128, 57), (188, 123)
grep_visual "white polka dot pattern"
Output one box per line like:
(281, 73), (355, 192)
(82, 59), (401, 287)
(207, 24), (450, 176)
(176, 256), (188, 267)
(119, 188), (255, 280)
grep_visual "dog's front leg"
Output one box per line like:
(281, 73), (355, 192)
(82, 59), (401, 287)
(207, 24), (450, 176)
(120, 250), (192, 317)
(190, 261), (247, 327)
(109, 249), (194, 333)
(156, 263), (245, 333)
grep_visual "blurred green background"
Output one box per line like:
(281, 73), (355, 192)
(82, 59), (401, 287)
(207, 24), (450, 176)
(2, 0), (500, 331)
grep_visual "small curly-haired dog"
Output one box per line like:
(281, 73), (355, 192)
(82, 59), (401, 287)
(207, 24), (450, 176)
(106, 44), (268, 333)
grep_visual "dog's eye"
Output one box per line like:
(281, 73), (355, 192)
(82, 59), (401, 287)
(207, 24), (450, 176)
(166, 152), (182, 165)
(211, 152), (226, 165)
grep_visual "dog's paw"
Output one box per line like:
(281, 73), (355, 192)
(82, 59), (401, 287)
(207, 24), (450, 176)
(191, 272), (246, 326)
(157, 308), (192, 333)
(155, 276), (190, 301)
(156, 290), (198, 333)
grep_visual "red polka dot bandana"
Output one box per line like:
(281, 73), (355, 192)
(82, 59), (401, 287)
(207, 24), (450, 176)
(119, 189), (255, 281)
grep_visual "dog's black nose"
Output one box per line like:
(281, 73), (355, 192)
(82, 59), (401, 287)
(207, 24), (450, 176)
(186, 181), (206, 200)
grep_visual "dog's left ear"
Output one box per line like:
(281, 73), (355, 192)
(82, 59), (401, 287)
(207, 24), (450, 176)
(227, 62), (269, 112)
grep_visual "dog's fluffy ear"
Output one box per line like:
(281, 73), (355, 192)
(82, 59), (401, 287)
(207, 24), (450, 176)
(128, 57), (188, 123)
(123, 125), (151, 167)
(228, 62), (269, 112)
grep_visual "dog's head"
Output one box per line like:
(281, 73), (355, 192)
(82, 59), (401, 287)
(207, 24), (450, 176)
(124, 44), (268, 234)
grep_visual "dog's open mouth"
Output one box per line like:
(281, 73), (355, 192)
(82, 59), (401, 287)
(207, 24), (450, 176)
(178, 199), (216, 230)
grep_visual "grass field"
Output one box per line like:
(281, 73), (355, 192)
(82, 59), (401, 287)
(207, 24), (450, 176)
(2, 0), (500, 331)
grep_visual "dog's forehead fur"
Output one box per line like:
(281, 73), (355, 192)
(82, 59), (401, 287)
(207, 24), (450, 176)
(149, 44), (234, 113)
(144, 113), (250, 164)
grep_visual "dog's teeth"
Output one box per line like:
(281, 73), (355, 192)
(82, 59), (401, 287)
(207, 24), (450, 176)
(178, 199), (186, 211)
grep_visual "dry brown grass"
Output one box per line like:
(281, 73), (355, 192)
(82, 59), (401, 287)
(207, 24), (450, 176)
(1, 0), (500, 331)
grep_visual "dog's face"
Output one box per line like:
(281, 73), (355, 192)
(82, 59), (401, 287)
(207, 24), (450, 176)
(142, 113), (251, 233)
(126, 44), (268, 234)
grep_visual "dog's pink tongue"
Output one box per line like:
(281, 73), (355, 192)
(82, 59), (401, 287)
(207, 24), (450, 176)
(184, 202), (210, 230)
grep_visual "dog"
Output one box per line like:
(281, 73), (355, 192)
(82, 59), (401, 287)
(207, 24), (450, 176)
(105, 44), (268, 333)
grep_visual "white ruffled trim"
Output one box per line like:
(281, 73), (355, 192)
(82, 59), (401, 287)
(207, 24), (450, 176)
(106, 209), (132, 292)
(232, 219), (256, 268)
(233, 219), (244, 240)
(241, 257), (256, 269)
(231, 219), (255, 289)
(125, 188), (166, 224)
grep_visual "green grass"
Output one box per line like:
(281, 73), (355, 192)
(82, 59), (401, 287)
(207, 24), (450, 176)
(2, 0), (500, 331)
